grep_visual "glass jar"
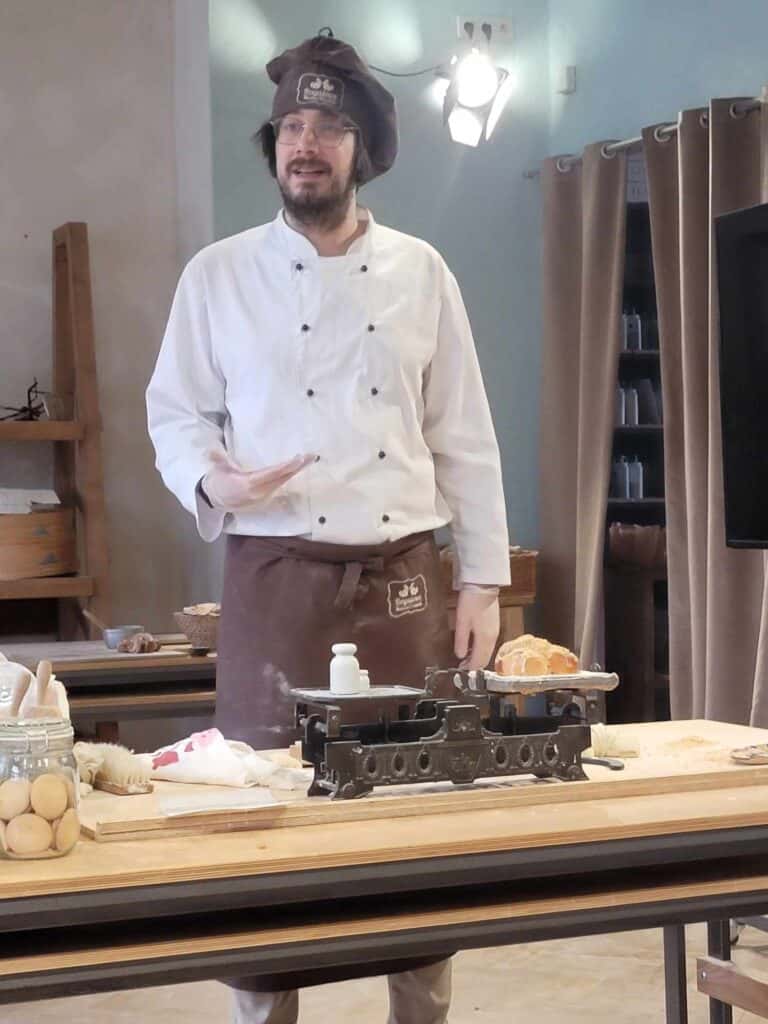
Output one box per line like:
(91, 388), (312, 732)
(0, 718), (80, 860)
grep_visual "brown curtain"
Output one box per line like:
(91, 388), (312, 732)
(644, 99), (768, 724)
(539, 144), (627, 666)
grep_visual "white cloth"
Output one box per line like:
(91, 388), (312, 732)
(145, 728), (309, 790)
(147, 210), (509, 586)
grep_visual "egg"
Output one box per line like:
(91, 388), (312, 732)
(54, 808), (80, 853)
(0, 778), (31, 821)
(30, 774), (69, 821)
(6, 814), (53, 855)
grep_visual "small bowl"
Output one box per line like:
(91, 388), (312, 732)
(103, 625), (145, 650)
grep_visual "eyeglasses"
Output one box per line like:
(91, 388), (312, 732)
(272, 118), (357, 148)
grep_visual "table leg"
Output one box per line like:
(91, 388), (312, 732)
(707, 920), (733, 1024)
(664, 924), (689, 1024)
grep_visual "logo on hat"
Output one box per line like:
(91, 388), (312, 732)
(297, 72), (344, 109)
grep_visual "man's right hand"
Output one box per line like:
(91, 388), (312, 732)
(201, 450), (314, 511)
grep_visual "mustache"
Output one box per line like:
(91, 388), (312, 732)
(287, 160), (332, 174)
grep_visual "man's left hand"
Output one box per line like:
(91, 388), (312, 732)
(454, 588), (500, 669)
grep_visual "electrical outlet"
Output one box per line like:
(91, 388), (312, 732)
(456, 17), (512, 44)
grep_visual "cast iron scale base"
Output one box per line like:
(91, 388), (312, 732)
(292, 668), (609, 799)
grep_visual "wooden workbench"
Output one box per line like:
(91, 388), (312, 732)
(1, 720), (768, 1023)
(5, 636), (216, 740)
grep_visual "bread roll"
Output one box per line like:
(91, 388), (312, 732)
(117, 631), (161, 654)
(548, 645), (580, 674)
(506, 634), (537, 649)
(506, 634), (550, 654)
(494, 635), (580, 676)
(497, 648), (548, 677)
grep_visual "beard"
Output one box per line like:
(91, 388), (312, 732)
(278, 158), (356, 231)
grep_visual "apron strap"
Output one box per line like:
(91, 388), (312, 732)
(334, 556), (385, 609)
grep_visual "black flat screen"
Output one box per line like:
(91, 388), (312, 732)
(716, 201), (768, 548)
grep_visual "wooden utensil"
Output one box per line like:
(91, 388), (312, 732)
(0, 664), (33, 720)
(9, 670), (32, 718)
(83, 608), (109, 633)
(24, 660), (57, 718)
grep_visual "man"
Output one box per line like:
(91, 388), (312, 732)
(148, 31), (509, 1024)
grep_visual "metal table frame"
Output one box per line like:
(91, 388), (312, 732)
(2, 826), (767, 1021)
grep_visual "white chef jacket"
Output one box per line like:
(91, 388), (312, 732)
(146, 209), (510, 586)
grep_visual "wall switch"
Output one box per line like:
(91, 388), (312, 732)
(456, 17), (512, 44)
(556, 65), (577, 95)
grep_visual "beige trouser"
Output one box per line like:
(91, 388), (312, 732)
(231, 958), (452, 1024)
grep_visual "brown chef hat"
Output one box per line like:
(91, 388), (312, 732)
(266, 33), (398, 184)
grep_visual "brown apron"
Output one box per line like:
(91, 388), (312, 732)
(215, 530), (455, 749)
(215, 529), (454, 992)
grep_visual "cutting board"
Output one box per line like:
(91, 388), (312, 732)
(79, 720), (768, 842)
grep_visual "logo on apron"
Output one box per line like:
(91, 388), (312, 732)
(387, 574), (429, 618)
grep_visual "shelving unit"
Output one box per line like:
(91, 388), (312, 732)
(614, 425), (663, 436)
(0, 422), (85, 442)
(605, 566), (667, 722)
(604, 161), (670, 722)
(0, 223), (111, 640)
(0, 577), (95, 601)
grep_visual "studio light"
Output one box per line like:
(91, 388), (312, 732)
(315, 22), (513, 150)
(447, 106), (485, 147)
(455, 51), (499, 108)
(441, 48), (512, 147)
(437, 17), (513, 148)
(484, 72), (515, 140)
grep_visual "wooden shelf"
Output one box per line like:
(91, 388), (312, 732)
(0, 576), (94, 600)
(0, 421), (84, 442)
(0, 224), (110, 638)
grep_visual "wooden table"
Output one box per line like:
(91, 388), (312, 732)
(2, 723), (768, 1022)
(5, 636), (216, 741)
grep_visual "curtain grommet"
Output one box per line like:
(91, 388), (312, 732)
(653, 124), (674, 144)
(556, 157), (575, 174)
(600, 143), (617, 160)
(729, 102), (747, 120)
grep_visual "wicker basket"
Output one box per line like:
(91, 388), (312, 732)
(173, 611), (219, 652)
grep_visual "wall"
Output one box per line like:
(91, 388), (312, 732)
(209, 0), (768, 557)
(173, 0), (223, 604)
(209, 0), (550, 551)
(8, 1), (760, 636)
(0, 0), (214, 636)
(549, 0), (768, 153)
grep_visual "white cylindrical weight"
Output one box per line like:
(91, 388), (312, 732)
(330, 643), (361, 694)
